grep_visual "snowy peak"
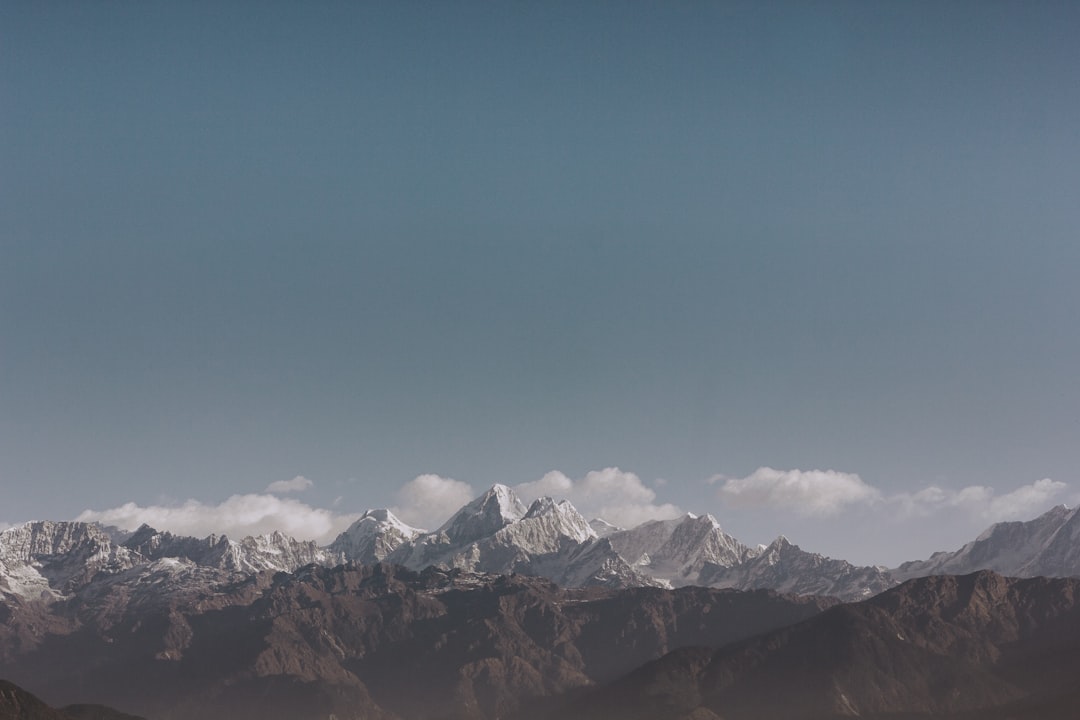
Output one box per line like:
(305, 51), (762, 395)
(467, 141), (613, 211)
(765, 535), (792, 554)
(512, 497), (597, 544)
(123, 524), (223, 562)
(383, 490), (642, 588)
(606, 513), (756, 587)
(893, 503), (1080, 581)
(701, 535), (895, 600)
(522, 496), (559, 518)
(11, 493), (1078, 607)
(0, 521), (140, 599)
(435, 484), (527, 545)
(229, 531), (335, 573)
(607, 517), (685, 567)
(329, 509), (423, 564)
(359, 507), (421, 533)
(0, 520), (116, 562)
(122, 523), (335, 573)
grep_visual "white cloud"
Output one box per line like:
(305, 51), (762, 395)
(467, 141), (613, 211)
(893, 477), (1068, 522)
(514, 470), (574, 502)
(265, 475), (314, 494)
(714, 467), (881, 516)
(711, 467), (1070, 529)
(391, 474), (475, 530)
(76, 494), (360, 544)
(988, 478), (1069, 520)
(515, 467), (683, 528)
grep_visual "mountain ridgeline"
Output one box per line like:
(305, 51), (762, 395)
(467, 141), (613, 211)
(3, 486), (1080, 719)
(7, 485), (1080, 607)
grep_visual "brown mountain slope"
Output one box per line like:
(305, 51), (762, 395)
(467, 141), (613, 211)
(0, 680), (67, 720)
(0, 680), (145, 720)
(0, 563), (833, 720)
(562, 571), (1080, 720)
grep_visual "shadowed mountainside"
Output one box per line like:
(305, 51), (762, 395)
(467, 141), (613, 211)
(0, 563), (832, 720)
(0, 680), (145, 720)
(560, 571), (1080, 720)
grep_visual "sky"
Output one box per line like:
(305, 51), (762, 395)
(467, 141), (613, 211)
(3, 1), (1079, 567)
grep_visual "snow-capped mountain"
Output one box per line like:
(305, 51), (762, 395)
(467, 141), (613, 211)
(607, 513), (757, 586)
(331, 486), (889, 598)
(8, 488), (1076, 607)
(892, 504), (1080, 581)
(0, 521), (140, 600)
(384, 484), (525, 571)
(701, 535), (896, 600)
(122, 523), (340, 574)
(326, 508), (422, 564)
(0, 520), (334, 603)
(383, 486), (655, 587)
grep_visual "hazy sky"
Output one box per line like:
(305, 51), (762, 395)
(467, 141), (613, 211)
(3, 2), (1079, 566)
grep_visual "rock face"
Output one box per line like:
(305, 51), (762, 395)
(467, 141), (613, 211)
(566, 571), (1080, 720)
(0, 522), (140, 600)
(894, 504), (1080, 581)
(0, 562), (832, 720)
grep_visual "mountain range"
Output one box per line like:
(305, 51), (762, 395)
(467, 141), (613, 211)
(5, 485), (1080, 607)
(3, 486), (1080, 719)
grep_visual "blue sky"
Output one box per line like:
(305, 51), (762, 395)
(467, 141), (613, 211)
(3, 1), (1079, 566)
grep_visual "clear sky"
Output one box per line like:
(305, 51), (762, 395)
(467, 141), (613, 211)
(3, 1), (1079, 566)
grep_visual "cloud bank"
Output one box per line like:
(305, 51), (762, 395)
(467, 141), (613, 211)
(892, 477), (1068, 521)
(515, 467), (683, 528)
(72, 466), (1069, 554)
(714, 467), (1068, 524)
(77, 494), (360, 544)
(391, 474), (475, 530)
(714, 467), (881, 516)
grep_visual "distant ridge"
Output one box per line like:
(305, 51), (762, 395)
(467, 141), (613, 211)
(4, 490), (1079, 610)
(893, 504), (1080, 580)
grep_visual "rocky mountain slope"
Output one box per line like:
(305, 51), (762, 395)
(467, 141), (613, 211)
(564, 571), (1080, 720)
(0, 560), (831, 720)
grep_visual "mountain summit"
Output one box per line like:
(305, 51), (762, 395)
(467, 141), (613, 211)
(893, 504), (1080, 580)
